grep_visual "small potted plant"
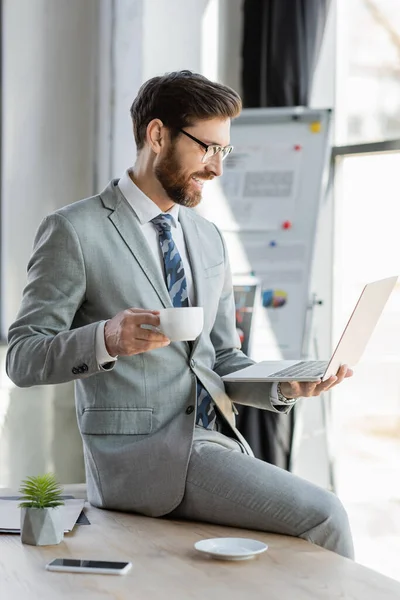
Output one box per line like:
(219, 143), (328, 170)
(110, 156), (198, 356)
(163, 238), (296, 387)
(19, 473), (65, 546)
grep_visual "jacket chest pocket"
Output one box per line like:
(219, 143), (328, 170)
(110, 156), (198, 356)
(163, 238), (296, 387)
(204, 262), (224, 279)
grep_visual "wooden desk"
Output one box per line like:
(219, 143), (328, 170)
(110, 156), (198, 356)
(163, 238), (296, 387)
(1, 484), (400, 600)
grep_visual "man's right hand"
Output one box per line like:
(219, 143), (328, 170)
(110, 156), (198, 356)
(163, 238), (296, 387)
(104, 308), (170, 356)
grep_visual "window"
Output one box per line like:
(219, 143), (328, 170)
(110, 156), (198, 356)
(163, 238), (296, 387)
(336, 0), (400, 144)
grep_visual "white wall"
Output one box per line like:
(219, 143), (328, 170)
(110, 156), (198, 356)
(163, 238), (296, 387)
(218, 0), (244, 92)
(97, 0), (211, 187)
(2, 0), (98, 335)
(310, 0), (337, 110)
(143, 0), (208, 79)
(0, 0), (98, 486)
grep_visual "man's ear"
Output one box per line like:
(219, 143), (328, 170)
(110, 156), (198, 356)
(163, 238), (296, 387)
(146, 119), (165, 155)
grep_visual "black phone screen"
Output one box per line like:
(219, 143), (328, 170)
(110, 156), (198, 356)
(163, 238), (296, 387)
(49, 559), (129, 569)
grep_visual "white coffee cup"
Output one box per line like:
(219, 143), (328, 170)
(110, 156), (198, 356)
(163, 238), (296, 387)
(158, 307), (204, 342)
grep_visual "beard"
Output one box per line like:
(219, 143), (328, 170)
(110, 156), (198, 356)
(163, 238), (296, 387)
(154, 144), (211, 208)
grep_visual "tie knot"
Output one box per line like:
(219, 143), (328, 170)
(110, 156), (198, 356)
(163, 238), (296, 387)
(151, 213), (173, 233)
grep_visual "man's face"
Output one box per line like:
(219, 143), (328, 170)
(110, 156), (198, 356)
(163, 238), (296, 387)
(154, 117), (231, 208)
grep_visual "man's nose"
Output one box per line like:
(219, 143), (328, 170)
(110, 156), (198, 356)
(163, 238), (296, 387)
(206, 152), (224, 178)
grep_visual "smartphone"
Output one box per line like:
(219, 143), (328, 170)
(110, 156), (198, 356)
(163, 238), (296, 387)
(45, 558), (132, 575)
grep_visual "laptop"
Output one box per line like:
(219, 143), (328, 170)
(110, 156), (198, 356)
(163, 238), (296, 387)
(222, 276), (398, 383)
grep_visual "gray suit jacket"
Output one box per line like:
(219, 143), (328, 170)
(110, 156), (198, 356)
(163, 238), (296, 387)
(7, 180), (291, 516)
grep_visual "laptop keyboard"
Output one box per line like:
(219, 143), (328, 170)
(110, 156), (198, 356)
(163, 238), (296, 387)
(268, 360), (329, 379)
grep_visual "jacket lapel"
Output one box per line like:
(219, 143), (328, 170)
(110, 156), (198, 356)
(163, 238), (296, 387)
(100, 180), (172, 308)
(180, 209), (237, 423)
(178, 209), (205, 309)
(179, 209), (206, 355)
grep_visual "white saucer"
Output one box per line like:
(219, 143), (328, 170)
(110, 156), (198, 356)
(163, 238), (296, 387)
(194, 537), (268, 561)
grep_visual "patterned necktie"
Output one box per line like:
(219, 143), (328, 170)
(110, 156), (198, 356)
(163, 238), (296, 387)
(152, 214), (216, 430)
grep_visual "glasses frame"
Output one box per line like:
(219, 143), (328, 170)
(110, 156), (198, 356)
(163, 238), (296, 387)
(179, 129), (233, 163)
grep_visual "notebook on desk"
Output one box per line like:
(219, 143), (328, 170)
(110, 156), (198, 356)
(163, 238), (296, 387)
(222, 276), (398, 383)
(0, 495), (90, 526)
(0, 498), (85, 533)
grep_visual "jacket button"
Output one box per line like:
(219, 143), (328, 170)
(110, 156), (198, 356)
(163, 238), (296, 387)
(185, 405), (194, 415)
(72, 367), (79, 375)
(190, 359), (196, 368)
(81, 364), (88, 372)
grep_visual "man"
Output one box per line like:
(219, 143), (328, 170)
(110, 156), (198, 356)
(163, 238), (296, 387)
(7, 70), (354, 558)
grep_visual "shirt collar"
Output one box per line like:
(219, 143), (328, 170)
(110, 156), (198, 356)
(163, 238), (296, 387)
(118, 170), (180, 227)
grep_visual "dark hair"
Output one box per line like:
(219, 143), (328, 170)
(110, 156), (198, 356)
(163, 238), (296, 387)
(130, 70), (242, 150)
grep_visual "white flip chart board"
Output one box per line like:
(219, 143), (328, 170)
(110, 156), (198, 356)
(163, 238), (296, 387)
(198, 107), (332, 361)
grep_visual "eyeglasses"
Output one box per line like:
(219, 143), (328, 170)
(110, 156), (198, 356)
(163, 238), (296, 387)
(179, 129), (233, 163)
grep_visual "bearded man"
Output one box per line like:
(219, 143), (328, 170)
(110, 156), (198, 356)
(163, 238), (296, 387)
(7, 70), (353, 558)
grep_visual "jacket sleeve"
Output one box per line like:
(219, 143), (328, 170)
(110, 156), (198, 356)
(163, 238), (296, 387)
(6, 213), (105, 387)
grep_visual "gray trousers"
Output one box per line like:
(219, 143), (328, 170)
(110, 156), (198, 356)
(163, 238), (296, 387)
(168, 427), (354, 559)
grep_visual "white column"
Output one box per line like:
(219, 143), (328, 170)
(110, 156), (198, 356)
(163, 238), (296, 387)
(292, 1), (338, 488)
(217, 0), (243, 92)
(142, 0), (208, 79)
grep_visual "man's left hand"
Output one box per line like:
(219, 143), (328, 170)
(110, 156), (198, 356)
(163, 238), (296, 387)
(279, 365), (353, 400)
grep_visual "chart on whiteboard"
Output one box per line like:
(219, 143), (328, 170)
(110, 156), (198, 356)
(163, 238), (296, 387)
(224, 232), (308, 359)
(201, 143), (303, 232)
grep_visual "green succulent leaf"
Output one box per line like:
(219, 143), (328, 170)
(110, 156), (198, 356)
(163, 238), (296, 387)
(18, 473), (65, 509)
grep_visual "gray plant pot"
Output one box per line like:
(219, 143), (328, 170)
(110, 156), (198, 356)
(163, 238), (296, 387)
(20, 506), (64, 546)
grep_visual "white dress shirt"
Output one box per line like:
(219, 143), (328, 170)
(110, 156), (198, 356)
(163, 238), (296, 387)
(95, 170), (290, 406)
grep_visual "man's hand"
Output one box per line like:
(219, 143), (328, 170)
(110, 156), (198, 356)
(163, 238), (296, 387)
(104, 308), (170, 356)
(279, 365), (353, 399)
